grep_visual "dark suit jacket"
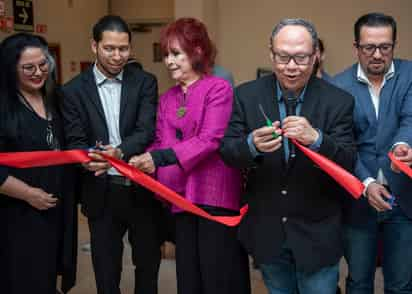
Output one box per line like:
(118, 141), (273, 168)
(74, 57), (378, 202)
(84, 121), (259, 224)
(220, 74), (356, 273)
(61, 64), (158, 219)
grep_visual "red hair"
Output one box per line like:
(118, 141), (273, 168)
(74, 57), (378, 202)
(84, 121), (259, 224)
(160, 17), (216, 74)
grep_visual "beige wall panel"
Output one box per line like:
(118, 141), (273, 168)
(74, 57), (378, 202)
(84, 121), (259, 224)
(111, 0), (174, 20)
(174, 0), (202, 19)
(217, 0), (412, 85)
(131, 27), (175, 95)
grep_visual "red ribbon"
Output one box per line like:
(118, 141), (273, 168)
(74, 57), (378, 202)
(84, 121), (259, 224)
(0, 140), (363, 226)
(388, 152), (412, 178)
(0, 150), (247, 227)
(292, 140), (363, 199)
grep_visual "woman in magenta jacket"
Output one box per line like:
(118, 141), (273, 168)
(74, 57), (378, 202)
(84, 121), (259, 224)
(129, 17), (250, 294)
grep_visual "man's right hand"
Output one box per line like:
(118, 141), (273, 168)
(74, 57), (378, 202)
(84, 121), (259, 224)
(365, 182), (392, 212)
(252, 121), (283, 153)
(82, 151), (111, 176)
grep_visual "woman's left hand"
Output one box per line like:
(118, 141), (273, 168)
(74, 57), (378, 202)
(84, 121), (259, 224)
(129, 152), (156, 174)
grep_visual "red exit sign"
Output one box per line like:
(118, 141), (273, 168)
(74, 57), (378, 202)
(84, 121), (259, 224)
(36, 23), (47, 33)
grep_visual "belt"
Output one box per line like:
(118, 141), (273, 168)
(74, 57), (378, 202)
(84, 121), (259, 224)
(107, 175), (132, 187)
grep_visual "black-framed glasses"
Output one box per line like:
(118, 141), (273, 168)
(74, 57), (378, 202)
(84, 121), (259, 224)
(271, 49), (314, 65)
(21, 59), (49, 76)
(356, 43), (394, 56)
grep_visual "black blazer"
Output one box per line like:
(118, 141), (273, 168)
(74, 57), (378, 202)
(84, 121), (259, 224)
(220, 74), (356, 273)
(61, 64), (158, 219)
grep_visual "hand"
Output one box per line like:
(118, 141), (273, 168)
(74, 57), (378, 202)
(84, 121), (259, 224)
(24, 186), (58, 210)
(282, 116), (319, 146)
(99, 145), (123, 159)
(83, 150), (111, 176)
(129, 152), (156, 174)
(365, 182), (392, 212)
(391, 144), (412, 172)
(252, 121), (283, 153)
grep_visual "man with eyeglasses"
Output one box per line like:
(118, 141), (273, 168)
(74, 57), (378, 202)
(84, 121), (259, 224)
(220, 18), (355, 294)
(61, 15), (164, 294)
(333, 13), (412, 294)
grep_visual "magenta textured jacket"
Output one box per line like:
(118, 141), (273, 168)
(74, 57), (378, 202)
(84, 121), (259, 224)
(148, 75), (242, 212)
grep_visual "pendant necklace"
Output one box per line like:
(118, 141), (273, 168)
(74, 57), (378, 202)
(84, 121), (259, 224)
(177, 92), (187, 118)
(18, 92), (60, 150)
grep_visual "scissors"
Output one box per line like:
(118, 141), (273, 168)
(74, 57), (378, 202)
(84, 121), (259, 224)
(258, 104), (279, 139)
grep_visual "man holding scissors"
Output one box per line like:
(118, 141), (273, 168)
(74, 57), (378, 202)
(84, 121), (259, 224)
(61, 15), (163, 294)
(220, 18), (355, 294)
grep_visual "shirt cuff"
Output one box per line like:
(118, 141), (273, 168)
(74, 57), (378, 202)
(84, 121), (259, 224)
(247, 133), (262, 158)
(308, 129), (323, 151)
(150, 149), (178, 167)
(392, 142), (410, 150)
(362, 177), (376, 197)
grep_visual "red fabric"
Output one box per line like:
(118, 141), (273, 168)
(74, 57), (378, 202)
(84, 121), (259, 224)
(0, 150), (247, 227)
(293, 140), (363, 199)
(0, 141), (364, 225)
(388, 152), (412, 178)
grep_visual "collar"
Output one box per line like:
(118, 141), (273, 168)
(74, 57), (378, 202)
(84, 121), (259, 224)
(93, 63), (123, 86)
(276, 80), (307, 102)
(357, 61), (395, 85)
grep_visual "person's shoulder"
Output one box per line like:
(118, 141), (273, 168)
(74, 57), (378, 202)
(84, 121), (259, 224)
(61, 70), (90, 93)
(314, 77), (354, 105)
(204, 75), (231, 89)
(124, 63), (156, 82)
(333, 64), (356, 82)
(394, 58), (412, 73)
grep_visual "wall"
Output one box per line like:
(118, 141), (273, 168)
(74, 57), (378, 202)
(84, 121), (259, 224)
(217, 0), (412, 84)
(130, 27), (175, 94)
(111, 0), (175, 94)
(111, 0), (174, 20)
(0, 0), (108, 83)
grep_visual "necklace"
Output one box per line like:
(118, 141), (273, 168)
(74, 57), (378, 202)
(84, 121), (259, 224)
(18, 92), (60, 150)
(177, 92), (187, 118)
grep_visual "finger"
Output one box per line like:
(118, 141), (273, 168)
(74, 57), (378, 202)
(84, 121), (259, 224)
(393, 145), (409, 156)
(254, 126), (278, 137)
(95, 169), (107, 177)
(45, 197), (58, 204)
(373, 194), (392, 210)
(380, 188), (392, 199)
(272, 121), (281, 128)
(368, 197), (384, 211)
(89, 162), (110, 171)
(257, 133), (282, 144)
(282, 116), (301, 124)
(258, 138), (282, 152)
(88, 153), (106, 161)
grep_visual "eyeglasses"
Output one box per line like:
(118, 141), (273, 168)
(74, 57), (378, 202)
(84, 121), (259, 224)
(21, 60), (49, 76)
(271, 49), (314, 66)
(356, 43), (394, 56)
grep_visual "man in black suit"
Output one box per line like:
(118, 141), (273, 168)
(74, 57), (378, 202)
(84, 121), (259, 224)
(220, 18), (355, 294)
(61, 15), (162, 294)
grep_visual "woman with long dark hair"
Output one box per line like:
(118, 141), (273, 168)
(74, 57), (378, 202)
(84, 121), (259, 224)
(0, 33), (76, 294)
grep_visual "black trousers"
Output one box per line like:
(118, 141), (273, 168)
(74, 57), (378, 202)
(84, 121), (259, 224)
(1, 200), (62, 294)
(175, 208), (251, 294)
(88, 183), (163, 294)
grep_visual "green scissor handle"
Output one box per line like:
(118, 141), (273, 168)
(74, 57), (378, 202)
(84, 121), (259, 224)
(259, 104), (279, 139)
